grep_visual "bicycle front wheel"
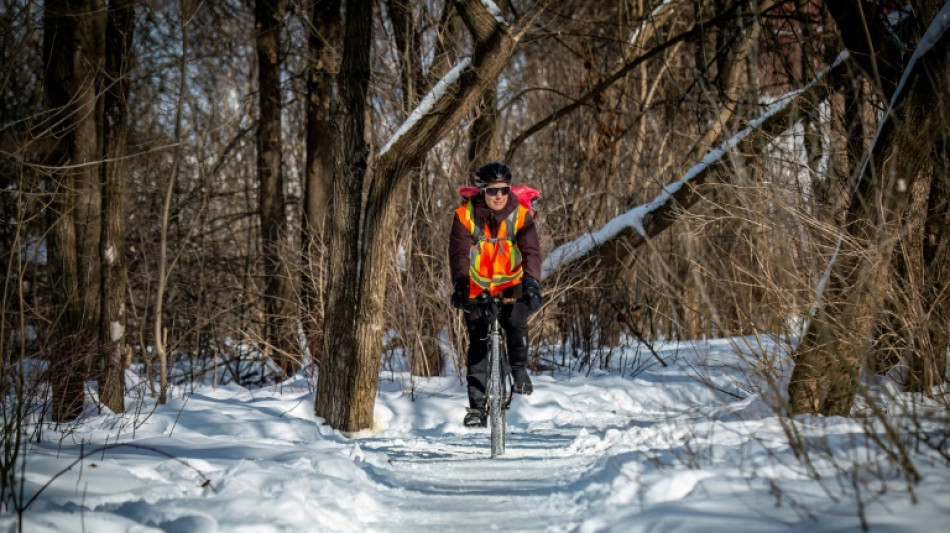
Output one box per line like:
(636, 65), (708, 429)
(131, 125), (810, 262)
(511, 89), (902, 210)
(488, 328), (506, 457)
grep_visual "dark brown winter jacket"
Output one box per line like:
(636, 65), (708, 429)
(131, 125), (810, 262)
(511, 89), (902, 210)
(449, 193), (542, 291)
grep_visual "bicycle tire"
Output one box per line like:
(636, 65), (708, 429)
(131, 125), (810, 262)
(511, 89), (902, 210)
(488, 326), (506, 457)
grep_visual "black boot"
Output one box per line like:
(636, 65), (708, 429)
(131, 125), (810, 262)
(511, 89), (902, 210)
(463, 407), (487, 427)
(511, 366), (533, 395)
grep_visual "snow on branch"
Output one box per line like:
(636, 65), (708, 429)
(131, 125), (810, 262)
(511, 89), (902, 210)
(868, 2), (950, 161)
(626, 0), (675, 48)
(481, 0), (509, 25)
(379, 57), (473, 157)
(899, 2), (950, 90)
(541, 52), (851, 280)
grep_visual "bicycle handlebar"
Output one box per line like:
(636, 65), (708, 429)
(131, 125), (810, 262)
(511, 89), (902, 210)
(469, 292), (522, 307)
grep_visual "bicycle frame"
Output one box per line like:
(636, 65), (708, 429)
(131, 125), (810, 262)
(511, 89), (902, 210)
(476, 294), (513, 458)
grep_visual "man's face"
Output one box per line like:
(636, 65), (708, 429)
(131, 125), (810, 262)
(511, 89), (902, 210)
(483, 183), (510, 212)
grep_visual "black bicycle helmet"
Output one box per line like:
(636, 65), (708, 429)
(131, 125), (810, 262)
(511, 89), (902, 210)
(473, 162), (512, 188)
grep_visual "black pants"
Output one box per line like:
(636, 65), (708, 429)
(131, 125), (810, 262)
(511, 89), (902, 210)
(465, 301), (529, 409)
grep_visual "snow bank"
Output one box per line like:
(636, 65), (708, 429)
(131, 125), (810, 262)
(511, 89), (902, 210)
(4, 333), (947, 532)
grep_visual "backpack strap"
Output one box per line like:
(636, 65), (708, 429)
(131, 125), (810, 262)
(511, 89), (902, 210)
(466, 202), (525, 244)
(466, 202), (483, 245)
(504, 208), (519, 239)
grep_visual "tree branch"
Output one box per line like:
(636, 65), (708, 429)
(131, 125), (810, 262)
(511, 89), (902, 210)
(541, 54), (852, 279)
(376, 1), (546, 167)
(504, 1), (759, 162)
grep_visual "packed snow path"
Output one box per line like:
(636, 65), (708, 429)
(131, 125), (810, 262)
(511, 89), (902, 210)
(362, 429), (592, 533)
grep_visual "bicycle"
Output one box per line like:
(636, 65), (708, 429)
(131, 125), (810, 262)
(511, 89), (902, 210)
(471, 293), (516, 458)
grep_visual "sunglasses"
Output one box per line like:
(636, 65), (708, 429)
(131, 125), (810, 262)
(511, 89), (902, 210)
(483, 186), (510, 196)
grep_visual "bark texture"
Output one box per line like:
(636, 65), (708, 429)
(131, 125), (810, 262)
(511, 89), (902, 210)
(43, 0), (106, 421)
(315, 0), (374, 430)
(302, 0), (341, 365)
(256, 0), (298, 375)
(98, 0), (135, 413)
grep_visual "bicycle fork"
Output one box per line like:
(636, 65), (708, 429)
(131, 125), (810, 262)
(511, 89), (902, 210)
(488, 317), (509, 457)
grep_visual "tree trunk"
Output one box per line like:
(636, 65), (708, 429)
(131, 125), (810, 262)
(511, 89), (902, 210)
(868, 181), (926, 379)
(98, 0), (135, 413)
(468, 92), (498, 166)
(256, 0), (298, 375)
(789, 13), (950, 414)
(43, 0), (106, 422)
(823, 0), (906, 99)
(302, 0), (341, 365)
(907, 139), (950, 391)
(154, 0), (191, 405)
(315, 0), (374, 430)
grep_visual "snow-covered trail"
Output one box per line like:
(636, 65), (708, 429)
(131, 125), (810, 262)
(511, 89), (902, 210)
(7, 369), (658, 533)
(6, 338), (950, 533)
(361, 430), (592, 533)
(354, 358), (706, 533)
(353, 358), (696, 532)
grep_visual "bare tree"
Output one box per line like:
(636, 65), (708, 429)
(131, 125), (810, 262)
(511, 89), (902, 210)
(302, 0), (341, 365)
(24, 0), (950, 442)
(912, 139), (950, 391)
(315, 0), (374, 431)
(388, 0), (444, 377)
(256, 0), (298, 375)
(98, 0), (136, 413)
(43, 0), (106, 421)
(153, 0), (193, 404)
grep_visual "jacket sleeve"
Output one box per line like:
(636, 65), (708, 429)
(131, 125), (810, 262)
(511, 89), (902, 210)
(517, 211), (542, 281)
(449, 212), (471, 281)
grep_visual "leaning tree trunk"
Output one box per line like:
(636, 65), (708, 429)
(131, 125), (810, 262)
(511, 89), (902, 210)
(43, 0), (105, 422)
(98, 0), (135, 413)
(788, 11), (950, 415)
(256, 0), (298, 375)
(302, 0), (341, 365)
(315, 0), (543, 432)
(824, 0), (948, 395)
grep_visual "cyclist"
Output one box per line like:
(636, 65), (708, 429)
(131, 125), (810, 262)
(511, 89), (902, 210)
(449, 162), (543, 428)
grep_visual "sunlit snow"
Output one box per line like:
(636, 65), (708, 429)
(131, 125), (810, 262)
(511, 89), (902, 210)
(4, 335), (948, 532)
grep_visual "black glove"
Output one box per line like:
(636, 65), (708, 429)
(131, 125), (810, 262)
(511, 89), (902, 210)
(451, 278), (470, 310)
(522, 276), (543, 312)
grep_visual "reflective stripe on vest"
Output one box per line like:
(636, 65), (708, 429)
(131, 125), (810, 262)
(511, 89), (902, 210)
(455, 202), (528, 298)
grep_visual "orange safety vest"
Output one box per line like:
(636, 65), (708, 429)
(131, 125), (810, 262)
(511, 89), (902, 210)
(455, 201), (529, 298)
